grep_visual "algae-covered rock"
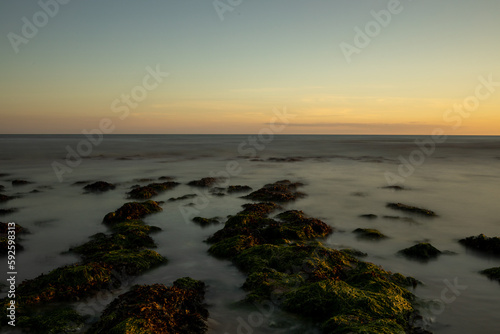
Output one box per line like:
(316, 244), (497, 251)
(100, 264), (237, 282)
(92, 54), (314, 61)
(340, 248), (368, 258)
(83, 181), (116, 193)
(86, 249), (167, 276)
(188, 177), (220, 188)
(127, 181), (179, 199)
(103, 200), (162, 225)
(17, 262), (115, 305)
(243, 180), (306, 202)
(168, 193), (197, 201)
(17, 307), (86, 334)
(227, 185), (253, 193)
(87, 279), (208, 334)
(353, 228), (388, 240)
(459, 234), (500, 255)
(192, 216), (221, 227)
(398, 243), (442, 261)
(387, 203), (437, 217)
(480, 267), (500, 282)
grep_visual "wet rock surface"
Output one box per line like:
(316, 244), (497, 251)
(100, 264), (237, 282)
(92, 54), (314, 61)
(192, 216), (221, 227)
(242, 180), (306, 202)
(387, 203), (437, 217)
(83, 181), (116, 193)
(459, 234), (500, 255)
(398, 243), (442, 261)
(127, 181), (180, 199)
(353, 228), (388, 240)
(188, 177), (221, 188)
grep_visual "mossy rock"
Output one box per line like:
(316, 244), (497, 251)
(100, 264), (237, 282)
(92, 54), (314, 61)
(386, 203), (437, 217)
(192, 216), (221, 227)
(16, 307), (86, 334)
(87, 280), (208, 334)
(69, 230), (156, 256)
(398, 243), (441, 261)
(340, 248), (368, 258)
(188, 177), (220, 187)
(127, 182), (179, 199)
(323, 314), (405, 334)
(227, 185), (253, 193)
(17, 262), (115, 305)
(208, 235), (258, 259)
(86, 249), (167, 275)
(103, 201), (162, 225)
(243, 180), (306, 202)
(83, 181), (116, 193)
(480, 267), (500, 282)
(353, 228), (388, 240)
(110, 220), (162, 235)
(459, 234), (500, 255)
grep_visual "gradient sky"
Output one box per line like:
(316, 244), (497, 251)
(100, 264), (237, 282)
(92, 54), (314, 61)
(1, 0), (499, 134)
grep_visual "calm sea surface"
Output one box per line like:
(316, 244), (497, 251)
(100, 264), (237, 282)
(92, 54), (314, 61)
(1, 135), (499, 333)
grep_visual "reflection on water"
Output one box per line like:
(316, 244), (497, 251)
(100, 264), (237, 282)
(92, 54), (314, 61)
(0, 135), (499, 333)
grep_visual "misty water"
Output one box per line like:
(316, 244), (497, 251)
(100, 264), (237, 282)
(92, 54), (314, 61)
(1, 135), (499, 333)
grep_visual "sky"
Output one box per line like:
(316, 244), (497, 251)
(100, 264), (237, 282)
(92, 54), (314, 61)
(1, 0), (499, 135)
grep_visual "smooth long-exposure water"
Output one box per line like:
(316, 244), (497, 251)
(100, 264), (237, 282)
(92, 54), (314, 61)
(1, 135), (499, 333)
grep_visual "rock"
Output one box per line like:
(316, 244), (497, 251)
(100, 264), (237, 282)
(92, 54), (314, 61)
(386, 203), (437, 217)
(127, 181), (180, 199)
(0, 208), (17, 216)
(16, 307), (86, 334)
(340, 248), (368, 257)
(158, 176), (175, 181)
(83, 181), (116, 193)
(359, 214), (378, 219)
(227, 185), (253, 193)
(87, 279), (208, 334)
(459, 234), (500, 255)
(0, 194), (15, 203)
(188, 177), (221, 187)
(192, 217), (221, 227)
(103, 200), (163, 225)
(11, 179), (32, 186)
(0, 185), (4, 192)
(480, 267), (500, 282)
(353, 228), (387, 240)
(398, 243), (442, 260)
(168, 194), (197, 202)
(382, 185), (405, 191)
(242, 180), (306, 202)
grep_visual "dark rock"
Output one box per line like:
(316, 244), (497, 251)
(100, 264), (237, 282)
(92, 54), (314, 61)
(353, 228), (387, 240)
(386, 203), (437, 216)
(0, 208), (17, 216)
(0, 185), (4, 192)
(103, 200), (163, 225)
(267, 157), (304, 162)
(87, 279), (208, 334)
(72, 180), (92, 185)
(83, 181), (116, 193)
(0, 194), (15, 202)
(168, 194), (197, 202)
(16, 307), (86, 334)
(12, 179), (32, 186)
(480, 267), (500, 282)
(188, 177), (221, 188)
(127, 181), (180, 199)
(242, 180), (305, 203)
(359, 214), (378, 219)
(158, 176), (175, 181)
(382, 185), (405, 191)
(227, 185), (253, 193)
(398, 243), (442, 260)
(192, 217), (221, 227)
(459, 234), (500, 255)
(340, 248), (368, 257)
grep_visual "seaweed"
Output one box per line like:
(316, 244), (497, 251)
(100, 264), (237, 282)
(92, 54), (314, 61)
(103, 200), (163, 225)
(87, 279), (208, 334)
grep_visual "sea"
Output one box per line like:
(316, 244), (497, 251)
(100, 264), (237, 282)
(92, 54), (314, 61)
(0, 134), (499, 333)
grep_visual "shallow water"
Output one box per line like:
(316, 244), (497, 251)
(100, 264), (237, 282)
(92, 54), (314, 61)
(1, 135), (499, 333)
